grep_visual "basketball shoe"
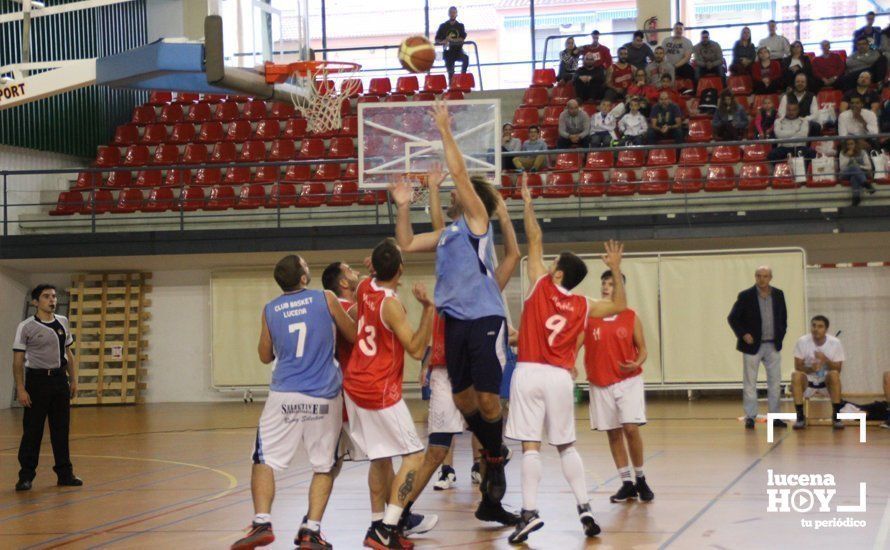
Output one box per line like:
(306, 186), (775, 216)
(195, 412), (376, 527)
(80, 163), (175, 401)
(433, 466), (456, 490)
(610, 481), (638, 503)
(578, 503), (601, 537)
(507, 509), (544, 544)
(231, 522), (274, 550)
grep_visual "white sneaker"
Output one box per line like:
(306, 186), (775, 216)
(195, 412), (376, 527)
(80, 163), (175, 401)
(433, 470), (456, 491)
(471, 462), (481, 485)
(403, 512), (438, 536)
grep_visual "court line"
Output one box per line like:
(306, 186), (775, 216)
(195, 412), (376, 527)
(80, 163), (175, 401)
(657, 431), (791, 549)
(874, 495), (890, 550)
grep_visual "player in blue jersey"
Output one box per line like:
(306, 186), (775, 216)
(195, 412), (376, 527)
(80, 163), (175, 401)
(232, 255), (356, 550)
(392, 100), (519, 525)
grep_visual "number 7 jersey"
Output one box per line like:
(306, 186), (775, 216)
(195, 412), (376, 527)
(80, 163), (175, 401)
(517, 275), (589, 370)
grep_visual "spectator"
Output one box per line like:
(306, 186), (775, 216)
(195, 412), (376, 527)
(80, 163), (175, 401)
(501, 123), (521, 171)
(752, 47), (782, 94)
(730, 26), (756, 76)
(853, 11), (881, 50)
(618, 97), (648, 145)
(434, 6), (468, 81)
(604, 47), (634, 102)
(778, 74), (821, 136)
(769, 103), (816, 161)
(838, 138), (876, 206)
(647, 92), (684, 144)
(557, 37), (581, 84)
(662, 22), (695, 83)
(580, 30), (612, 70)
(645, 46), (675, 86)
(656, 73), (684, 107)
(759, 20), (791, 60)
(557, 99), (591, 149)
(880, 98), (890, 133)
(573, 52), (607, 103)
(693, 30), (725, 82)
(838, 96), (879, 151)
(628, 69), (659, 111)
(513, 125), (548, 172)
(782, 41), (813, 90)
(589, 100), (617, 148)
(812, 40), (845, 90)
(712, 89), (749, 141)
(623, 31), (655, 71)
(843, 37), (885, 90)
(841, 71), (881, 113)
(880, 27), (890, 68)
(754, 96), (777, 139)
(790, 316), (847, 430)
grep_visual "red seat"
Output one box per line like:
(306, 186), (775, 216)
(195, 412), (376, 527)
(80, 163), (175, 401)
(213, 101), (240, 122)
(675, 78), (695, 93)
(173, 92), (199, 105)
(358, 189), (388, 205)
(328, 137), (355, 159)
(105, 171), (132, 188)
(226, 120), (252, 142)
(241, 100), (267, 121)
(356, 95), (380, 104)
(211, 141), (237, 163)
(283, 118), (307, 139)
(198, 121), (224, 143)
(49, 191), (84, 216)
(282, 164), (312, 183)
(152, 143), (180, 165)
(553, 153), (582, 172)
(225, 167), (252, 185)
(148, 91), (172, 106)
(253, 165), (279, 183)
(687, 119), (713, 142)
(510, 173), (543, 199)
(299, 138), (325, 159)
(450, 73), (475, 92)
(414, 91), (436, 101)
(771, 162), (796, 189)
(327, 180), (359, 206)
(159, 103), (184, 124)
(186, 102), (213, 123)
(204, 185), (236, 210)
(368, 78), (392, 96)
(606, 169), (637, 196)
(711, 145), (741, 164)
(135, 170), (162, 188)
(498, 173), (514, 199)
(131, 105), (156, 125)
(585, 150), (613, 170)
(817, 89), (843, 110)
(235, 184), (266, 209)
(269, 102), (296, 119)
(267, 183), (298, 208)
(344, 163), (359, 180)
(241, 140), (267, 162)
(424, 74), (448, 94)
(94, 146), (121, 167)
(581, 103), (598, 117)
(727, 75), (752, 96)
(315, 80), (335, 95)
(385, 94), (408, 103)
(178, 186), (205, 211)
(340, 115), (358, 137)
(86, 189), (115, 214)
(253, 119), (281, 140)
(513, 107), (539, 128)
(673, 166), (703, 193)
(705, 165), (736, 192)
(113, 188), (144, 213)
(540, 127), (559, 148)
(696, 76), (724, 98)
(182, 143), (208, 164)
(542, 172), (574, 198)
(550, 86), (576, 106)
(639, 168), (670, 195)
(647, 148), (677, 166)
(194, 168), (223, 186)
(169, 122), (196, 144)
(443, 90), (464, 100)
(742, 144), (770, 161)
(396, 76), (419, 95)
(578, 170), (607, 197)
(203, 94), (227, 103)
(123, 145), (151, 166)
(679, 147), (709, 165)
(738, 163), (770, 190)
(532, 68), (557, 87)
(112, 125), (139, 146)
(142, 187), (175, 212)
(139, 124), (168, 145)
(616, 149), (645, 168)
(340, 78), (364, 98)
(74, 171), (101, 189)
(542, 106), (561, 127)
(269, 139), (296, 161)
(164, 169), (192, 187)
(313, 163), (342, 181)
(297, 183), (327, 207)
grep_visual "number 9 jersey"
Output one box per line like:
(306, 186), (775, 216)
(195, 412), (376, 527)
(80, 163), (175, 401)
(517, 275), (589, 370)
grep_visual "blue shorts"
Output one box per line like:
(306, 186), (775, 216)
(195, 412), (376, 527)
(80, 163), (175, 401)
(444, 314), (506, 395)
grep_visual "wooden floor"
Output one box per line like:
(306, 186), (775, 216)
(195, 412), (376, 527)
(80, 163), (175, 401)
(1, 397), (888, 549)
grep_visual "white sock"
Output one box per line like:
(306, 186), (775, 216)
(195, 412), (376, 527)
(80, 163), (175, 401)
(371, 512), (385, 522)
(618, 466), (632, 484)
(253, 513), (272, 525)
(559, 447), (590, 506)
(521, 450), (542, 511)
(634, 467), (644, 479)
(303, 518), (321, 532)
(383, 504), (403, 526)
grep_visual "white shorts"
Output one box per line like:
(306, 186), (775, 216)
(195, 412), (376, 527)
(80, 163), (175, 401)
(253, 390), (342, 472)
(344, 394), (424, 460)
(337, 423), (369, 462)
(505, 362), (576, 446)
(804, 384), (830, 399)
(589, 375), (647, 431)
(428, 368), (465, 436)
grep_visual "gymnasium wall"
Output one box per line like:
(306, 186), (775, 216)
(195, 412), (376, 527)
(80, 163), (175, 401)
(0, 267), (30, 409)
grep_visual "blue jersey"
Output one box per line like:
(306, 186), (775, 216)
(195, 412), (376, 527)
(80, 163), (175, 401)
(264, 289), (341, 398)
(435, 216), (505, 320)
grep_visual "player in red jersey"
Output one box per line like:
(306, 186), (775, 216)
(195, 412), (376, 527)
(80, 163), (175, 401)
(343, 238), (436, 550)
(584, 270), (653, 504)
(321, 261), (360, 367)
(505, 175), (627, 544)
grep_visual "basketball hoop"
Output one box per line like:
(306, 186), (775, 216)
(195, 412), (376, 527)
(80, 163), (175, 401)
(265, 60), (362, 134)
(403, 172), (432, 210)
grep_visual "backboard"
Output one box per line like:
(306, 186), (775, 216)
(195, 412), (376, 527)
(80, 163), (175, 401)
(215, 0), (309, 68)
(358, 99), (501, 189)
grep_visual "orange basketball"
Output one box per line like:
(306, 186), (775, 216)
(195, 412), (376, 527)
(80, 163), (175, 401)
(398, 36), (436, 73)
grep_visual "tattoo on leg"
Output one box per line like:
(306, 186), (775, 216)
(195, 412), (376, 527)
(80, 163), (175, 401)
(398, 471), (416, 503)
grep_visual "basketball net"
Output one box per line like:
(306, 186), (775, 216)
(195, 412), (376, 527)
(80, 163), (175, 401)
(268, 61), (362, 135)
(404, 172), (431, 211)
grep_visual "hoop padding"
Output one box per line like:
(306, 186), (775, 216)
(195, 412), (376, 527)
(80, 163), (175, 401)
(286, 62), (361, 135)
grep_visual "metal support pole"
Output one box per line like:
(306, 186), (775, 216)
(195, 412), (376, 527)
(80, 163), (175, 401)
(530, 0), (536, 69)
(321, 0), (328, 60)
(794, 0), (801, 43)
(22, 0), (32, 78)
(424, 0), (430, 39)
(3, 174), (8, 237)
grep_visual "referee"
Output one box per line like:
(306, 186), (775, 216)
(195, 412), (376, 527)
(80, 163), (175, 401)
(13, 284), (82, 491)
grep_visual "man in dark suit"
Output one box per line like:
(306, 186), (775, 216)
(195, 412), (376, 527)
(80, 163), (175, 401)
(727, 266), (788, 430)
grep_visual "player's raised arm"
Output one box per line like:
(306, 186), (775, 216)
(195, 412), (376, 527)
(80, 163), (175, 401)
(391, 179), (442, 253)
(427, 163), (447, 231)
(382, 283), (436, 360)
(588, 240), (628, 318)
(494, 191), (520, 291)
(432, 100), (489, 234)
(521, 173), (547, 286)
(324, 290), (357, 343)
(257, 311), (275, 364)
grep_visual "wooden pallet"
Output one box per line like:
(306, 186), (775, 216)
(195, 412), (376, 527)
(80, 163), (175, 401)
(68, 273), (151, 405)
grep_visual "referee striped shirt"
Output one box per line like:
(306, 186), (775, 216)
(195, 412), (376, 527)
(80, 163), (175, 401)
(13, 315), (73, 370)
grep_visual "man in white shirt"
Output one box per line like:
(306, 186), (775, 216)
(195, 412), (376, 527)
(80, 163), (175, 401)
(768, 103), (815, 161)
(758, 20), (791, 60)
(792, 315), (845, 430)
(838, 95), (879, 150)
(777, 74), (821, 136)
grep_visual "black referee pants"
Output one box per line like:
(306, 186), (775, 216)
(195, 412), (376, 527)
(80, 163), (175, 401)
(18, 371), (73, 482)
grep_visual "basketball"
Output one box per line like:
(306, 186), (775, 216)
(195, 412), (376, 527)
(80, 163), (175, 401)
(398, 35), (436, 73)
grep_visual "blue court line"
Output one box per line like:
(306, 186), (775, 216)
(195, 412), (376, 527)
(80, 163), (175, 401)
(657, 431), (791, 549)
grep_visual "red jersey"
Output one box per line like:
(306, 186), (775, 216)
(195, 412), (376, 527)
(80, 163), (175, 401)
(517, 275), (588, 371)
(610, 63), (634, 89)
(584, 309), (641, 387)
(580, 43), (612, 69)
(344, 278), (405, 410)
(429, 313), (446, 368)
(336, 298), (355, 371)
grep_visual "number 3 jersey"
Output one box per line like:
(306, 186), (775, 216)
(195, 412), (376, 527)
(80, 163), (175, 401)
(344, 278), (405, 410)
(517, 275), (589, 370)
(264, 289), (341, 398)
